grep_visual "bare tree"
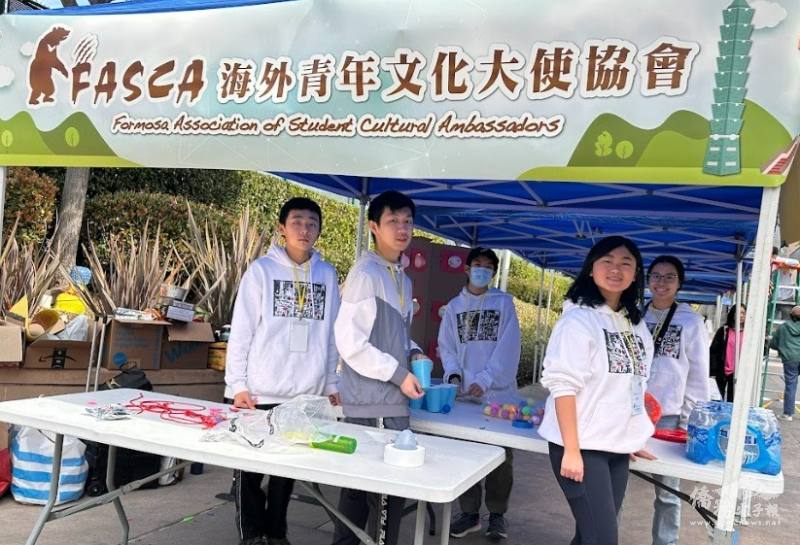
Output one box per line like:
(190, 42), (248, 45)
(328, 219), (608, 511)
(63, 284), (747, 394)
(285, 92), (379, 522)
(53, 167), (90, 269)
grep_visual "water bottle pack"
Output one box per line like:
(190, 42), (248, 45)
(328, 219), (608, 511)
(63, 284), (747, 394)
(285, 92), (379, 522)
(686, 401), (781, 475)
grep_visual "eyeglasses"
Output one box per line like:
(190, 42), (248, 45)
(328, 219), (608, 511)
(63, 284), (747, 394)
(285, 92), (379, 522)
(649, 273), (679, 283)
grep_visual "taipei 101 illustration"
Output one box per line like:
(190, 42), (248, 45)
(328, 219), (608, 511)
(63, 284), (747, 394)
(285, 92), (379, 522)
(703, 0), (754, 176)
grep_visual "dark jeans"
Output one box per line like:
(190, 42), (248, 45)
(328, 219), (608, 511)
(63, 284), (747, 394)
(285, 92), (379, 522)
(331, 416), (410, 545)
(716, 374), (735, 402)
(548, 443), (630, 545)
(459, 447), (514, 515)
(783, 361), (800, 416)
(233, 403), (295, 541)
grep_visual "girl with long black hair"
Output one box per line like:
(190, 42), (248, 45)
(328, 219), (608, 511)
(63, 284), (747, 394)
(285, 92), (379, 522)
(539, 236), (656, 545)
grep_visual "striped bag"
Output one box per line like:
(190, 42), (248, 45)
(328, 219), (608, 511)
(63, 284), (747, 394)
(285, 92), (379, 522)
(9, 426), (88, 505)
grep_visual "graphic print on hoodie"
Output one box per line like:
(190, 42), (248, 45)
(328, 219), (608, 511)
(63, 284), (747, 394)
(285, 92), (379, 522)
(604, 330), (647, 375)
(273, 280), (326, 320)
(456, 310), (500, 342)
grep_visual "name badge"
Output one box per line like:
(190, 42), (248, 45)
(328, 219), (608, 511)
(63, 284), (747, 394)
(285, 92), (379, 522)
(289, 320), (309, 353)
(631, 376), (644, 416)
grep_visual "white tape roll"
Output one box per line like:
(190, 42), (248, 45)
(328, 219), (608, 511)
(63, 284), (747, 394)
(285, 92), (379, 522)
(384, 443), (426, 467)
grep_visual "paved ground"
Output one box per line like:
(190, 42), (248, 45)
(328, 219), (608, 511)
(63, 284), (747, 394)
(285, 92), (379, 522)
(1, 399), (797, 545)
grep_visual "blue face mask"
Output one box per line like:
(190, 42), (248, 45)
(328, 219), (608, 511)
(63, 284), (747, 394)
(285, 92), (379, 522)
(469, 266), (494, 288)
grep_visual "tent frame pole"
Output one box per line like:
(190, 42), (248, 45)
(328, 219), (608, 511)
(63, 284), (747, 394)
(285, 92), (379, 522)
(712, 186), (780, 545)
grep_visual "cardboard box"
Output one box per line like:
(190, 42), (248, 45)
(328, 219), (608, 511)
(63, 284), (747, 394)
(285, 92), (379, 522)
(165, 305), (195, 322)
(160, 322), (215, 369)
(103, 319), (169, 370)
(24, 320), (97, 369)
(0, 320), (24, 368)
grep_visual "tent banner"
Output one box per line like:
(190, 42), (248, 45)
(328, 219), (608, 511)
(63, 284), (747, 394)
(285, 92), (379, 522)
(0, 0), (797, 185)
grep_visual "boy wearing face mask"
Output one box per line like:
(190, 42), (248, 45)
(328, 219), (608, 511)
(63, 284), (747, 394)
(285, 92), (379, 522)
(439, 247), (521, 540)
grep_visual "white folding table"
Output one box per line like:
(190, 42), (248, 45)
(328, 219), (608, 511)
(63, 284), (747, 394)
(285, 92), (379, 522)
(0, 390), (504, 545)
(411, 401), (784, 519)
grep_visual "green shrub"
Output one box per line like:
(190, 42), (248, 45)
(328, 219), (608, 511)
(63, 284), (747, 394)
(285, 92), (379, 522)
(3, 167), (59, 244)
(515, 297), (559, 385)
(87, 167), (245, 208)
(84, 191), (231, 260)
(507, 256), (571, 312)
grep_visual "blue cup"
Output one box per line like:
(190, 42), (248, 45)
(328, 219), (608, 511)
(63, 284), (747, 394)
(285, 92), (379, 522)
(409, 393), (425, 410)
(425, 385), (445, 412)
(444, 384), (458, 409)
(411, 358), (433, 389)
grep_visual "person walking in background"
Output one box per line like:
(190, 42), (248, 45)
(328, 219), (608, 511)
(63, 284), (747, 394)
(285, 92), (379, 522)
(710, 306), (745, 402)
(769, 305), (800, 421)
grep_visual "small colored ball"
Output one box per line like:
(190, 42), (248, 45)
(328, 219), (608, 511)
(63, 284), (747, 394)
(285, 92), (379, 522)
(501, 409), (510, 419)
(532, 415), (542, 426)
(490, 406), (500, 417)
(518, 400), (528, 408)
(483, 405), (493, 416)
(521, 406), (532, 416)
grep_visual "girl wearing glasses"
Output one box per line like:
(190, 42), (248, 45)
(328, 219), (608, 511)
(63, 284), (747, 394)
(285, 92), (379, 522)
(644, 255), (710, 545)
(539, 236), (656, 545)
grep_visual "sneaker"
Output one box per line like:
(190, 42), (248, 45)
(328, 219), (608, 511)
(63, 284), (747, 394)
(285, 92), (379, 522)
(486, 513), (508, 540)
(778, 414), (793, 421)
(450, 512), (481, 538)
(267, 538), (291, 545)
(240, 538), (267, 545)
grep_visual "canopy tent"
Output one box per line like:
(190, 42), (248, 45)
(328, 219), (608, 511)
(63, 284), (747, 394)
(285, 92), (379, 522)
(1, 1), (798, 543)
(278, 173), (763, 292)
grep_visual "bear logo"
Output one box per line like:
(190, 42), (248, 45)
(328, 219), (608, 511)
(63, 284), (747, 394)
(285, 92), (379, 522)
(28, 26), (70, 106)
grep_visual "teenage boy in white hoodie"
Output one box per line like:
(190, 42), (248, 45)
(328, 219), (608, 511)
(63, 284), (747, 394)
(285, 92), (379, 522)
(439, 247), (520, 541)
(644, 255), (710, 545)
(225, 197), (340, 545)
(332, 190), (426, 545)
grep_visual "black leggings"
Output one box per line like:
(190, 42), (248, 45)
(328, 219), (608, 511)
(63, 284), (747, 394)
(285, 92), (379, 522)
(548, 443), (630, 545)
(716, 374), (735, 402)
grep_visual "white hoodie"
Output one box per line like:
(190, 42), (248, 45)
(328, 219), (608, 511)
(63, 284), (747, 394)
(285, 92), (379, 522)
(224, 245), (340, 404)
(439, 287), (521, 399)
(539, 302), (655, 454)
(644, 302), (710, 428)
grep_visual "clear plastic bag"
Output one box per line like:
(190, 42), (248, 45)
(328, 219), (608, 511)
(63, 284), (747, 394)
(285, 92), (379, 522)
(202, 395), (338, 452)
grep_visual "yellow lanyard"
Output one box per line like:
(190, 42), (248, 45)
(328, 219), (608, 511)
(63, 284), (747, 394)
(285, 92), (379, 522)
(387, 265), (405, 316)
(292, 261), (310, 319)
(612, 310), (643, 370)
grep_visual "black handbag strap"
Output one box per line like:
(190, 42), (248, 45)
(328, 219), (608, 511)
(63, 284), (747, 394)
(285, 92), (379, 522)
(646, 302), (678, 354)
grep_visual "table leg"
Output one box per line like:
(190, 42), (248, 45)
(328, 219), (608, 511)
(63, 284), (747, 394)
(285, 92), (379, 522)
(413, 500), (426, 545)
(440, 502), (452, 545)
(24, 434), (64, 545)
(106, 446), (130, 545)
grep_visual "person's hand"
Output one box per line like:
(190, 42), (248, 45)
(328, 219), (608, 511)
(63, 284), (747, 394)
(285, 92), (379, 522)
(630, 449), (657, 461)
(401, 373), (424, 399)
(448, 375), (462, 384)
(561, 449), (584, 482)
(233, 390), (256, 409)
(468, 383), (485, 397)
(328, 392), (341, 406)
